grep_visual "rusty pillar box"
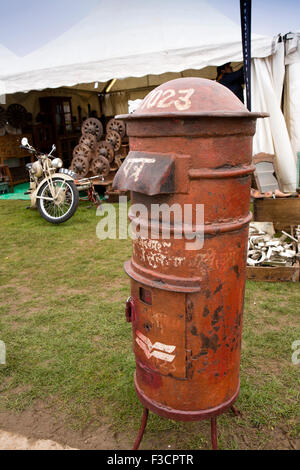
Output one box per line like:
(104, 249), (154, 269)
(113, 78), (266, 449)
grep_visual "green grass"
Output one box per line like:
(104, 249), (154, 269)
(0, 200), (299, 449)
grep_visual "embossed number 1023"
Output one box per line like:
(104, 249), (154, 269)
(141, 88), (195, 111)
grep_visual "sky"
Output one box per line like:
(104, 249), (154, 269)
(0, 0), (299, 56)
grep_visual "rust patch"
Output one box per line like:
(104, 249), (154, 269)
(200, 333), (220, 353)
(191, 325), (198, 336)
(231, 265), (240, 279)
(203, 306), (210, 318)
(214, 284), (223, 294)
(204, 289), (212, 299)
(212, 305), (224, 326)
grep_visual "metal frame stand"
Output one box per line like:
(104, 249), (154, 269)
(132, 405), (241, 450)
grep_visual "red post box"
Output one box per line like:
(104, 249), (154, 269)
(113, 77), (267, 449)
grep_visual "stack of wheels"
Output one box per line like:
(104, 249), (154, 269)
(70, 117), (127, 182)
(70, 143), (91, 179)
(91, 141), (113, 178)
(106, 118), (128, 160)
(104, 119), (128, 201)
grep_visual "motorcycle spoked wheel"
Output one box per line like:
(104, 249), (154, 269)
(36, 177), (79, 224)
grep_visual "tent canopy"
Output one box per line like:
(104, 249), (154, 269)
(0, 0), (273, 95)
(0, 43), (18, 73)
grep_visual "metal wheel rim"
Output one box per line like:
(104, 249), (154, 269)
(71, 156), (90, 178)
(73, 144), (91, 161)
(106, 118), (126, 138)
(105, 130), (121, 151)
(96, 141), (114, 163)
(91, 156), (110, 177)
(81, 118), (103, 141)
(79, 134), (97, 150)
(40, 180), (74, 221)
(6, 103), (28, 128)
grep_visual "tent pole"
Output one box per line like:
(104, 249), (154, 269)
(240, 0), (252, 111)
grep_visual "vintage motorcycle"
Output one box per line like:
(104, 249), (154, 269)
(21, 137), (79, 224)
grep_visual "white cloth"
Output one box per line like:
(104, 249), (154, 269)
(284, 33), (300, 162)
(252, 38), (297, 191)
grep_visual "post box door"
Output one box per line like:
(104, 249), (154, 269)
(131, 283), (187, 379)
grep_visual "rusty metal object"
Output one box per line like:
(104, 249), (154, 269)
(6, 104), (28, 129)
(79, 134), (97, 151)
(106, 130), (121, 152)
(96, 140), (114, 163)
(106, 118), (126, 138)
(73, 143), (92, 162)
(0, 106), (6, 129)
(90, 155), (110, 178)
(113, 77), (267, 449)
(81, 118), (103, 141)
(71, 155), (89, 178)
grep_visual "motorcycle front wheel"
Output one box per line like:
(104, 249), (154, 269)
(36, 177), (79, 224)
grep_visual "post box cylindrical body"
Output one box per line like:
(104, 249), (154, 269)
(113, 78), (264, 421)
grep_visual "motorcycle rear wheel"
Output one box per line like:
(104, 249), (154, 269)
(36, 177), (79, 224)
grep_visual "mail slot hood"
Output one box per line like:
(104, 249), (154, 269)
(113, 151), (176, 196)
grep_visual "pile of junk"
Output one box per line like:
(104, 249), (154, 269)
(246, 151), (300, 282)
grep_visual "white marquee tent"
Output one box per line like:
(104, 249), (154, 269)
(0, 0), (298, 190)
(0, 44), (18, 102)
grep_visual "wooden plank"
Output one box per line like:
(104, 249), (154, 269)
(253, 198), (300, 231)
(246, 261), (299, 282)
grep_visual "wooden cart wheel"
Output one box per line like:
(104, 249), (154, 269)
(106, 130), (121, 152)
(79, 133), (97, 150)
(81, 118), (103, 141)
(71, 155), (90, 178)
(0, 106), (7, 129)
(106, 118), (126, 138)
(90, 156), (110, 178)
(73, 144), (92, 162)
(95, 140), (114, 164)
(6, 103), (28, 129)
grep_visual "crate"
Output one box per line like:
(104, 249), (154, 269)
(247, 260), (299, 282)
(253, 198), (300, 231)
(246, 235), (299, 282)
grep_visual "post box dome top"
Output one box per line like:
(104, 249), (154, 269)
(117, 77), (267, 120)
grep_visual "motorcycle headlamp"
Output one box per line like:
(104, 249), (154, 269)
(52, 158), (63, 169)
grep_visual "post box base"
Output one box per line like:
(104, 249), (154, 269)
(133, 373), (241, 450)
(134, 372), (240, 422)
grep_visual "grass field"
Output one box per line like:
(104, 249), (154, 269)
(0, 200), (299, 450)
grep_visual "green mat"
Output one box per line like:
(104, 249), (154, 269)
(0, 183), (30, 200)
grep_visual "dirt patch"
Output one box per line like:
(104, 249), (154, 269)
(0, 401), (131, 450)
(0, 401), (298, 450)
(0, 430), (75, 450)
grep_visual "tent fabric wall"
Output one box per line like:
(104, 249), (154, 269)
(284, 33), (300, 160)
(101, 64), (245, 115)
(252, 37), (297, 191)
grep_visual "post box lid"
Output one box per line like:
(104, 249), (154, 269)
(117, 77), (268, 120)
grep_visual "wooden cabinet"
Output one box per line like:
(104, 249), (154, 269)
(0, 133), (33, 189)
(39, 97), (74, 137)
(38, 97), (79, 166)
